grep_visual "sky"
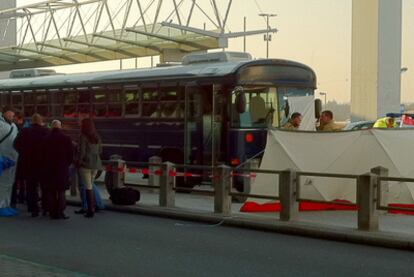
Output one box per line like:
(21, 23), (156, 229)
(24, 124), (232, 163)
(14, 0), (414, 104)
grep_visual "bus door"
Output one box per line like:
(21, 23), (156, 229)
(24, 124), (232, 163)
(212, 84), (226, 166)
(184, 83), (218, 166)
(184, 83), (203, 166)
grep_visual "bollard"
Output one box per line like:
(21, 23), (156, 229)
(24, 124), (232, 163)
(149, 156), (162, 188)
(214, 165), (232, 216)
(242, 159), (259, 196)
(357, 173), (379, 231)
(109, 156), (126, 190)
(159, 162), (175, 207)
(371, 166), (389, 211)
(279, 169), (298, 221)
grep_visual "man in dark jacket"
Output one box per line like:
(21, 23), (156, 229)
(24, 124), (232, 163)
(14, 113), (50, 217)
(44, 120), (73, 219)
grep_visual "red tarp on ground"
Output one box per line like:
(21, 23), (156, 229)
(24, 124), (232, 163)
(240, 200), (357, 213)
(240, 201), (414, 215)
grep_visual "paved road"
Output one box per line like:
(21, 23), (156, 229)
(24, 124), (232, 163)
(1, 207), (414, 276)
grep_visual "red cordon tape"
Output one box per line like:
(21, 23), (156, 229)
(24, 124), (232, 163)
(104, 165), (257, 179)
(169, 171), (203, 177)
(105, 165), (163, 176)
(231, 172), (257, 178)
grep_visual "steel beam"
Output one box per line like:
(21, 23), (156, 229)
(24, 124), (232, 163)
(12, 46), (80, 63)
(36, 42), (105, 60)
(125, 28), (207, 50)
(63, 37), (136, 57)
(93, 33), (162, 53)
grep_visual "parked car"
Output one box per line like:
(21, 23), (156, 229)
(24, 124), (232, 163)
(344, 120), (375, 130)
(345, 115), (414, 131)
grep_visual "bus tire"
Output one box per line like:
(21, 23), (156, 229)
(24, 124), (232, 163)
(232, 177), (251, 203)
(104, 171), (113, 194)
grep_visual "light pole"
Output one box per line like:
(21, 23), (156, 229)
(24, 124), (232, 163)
(259, 13), (277, 58)
(320, 92), (327, 108)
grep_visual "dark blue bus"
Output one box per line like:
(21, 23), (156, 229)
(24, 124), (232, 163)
(0, 52), (317, 190)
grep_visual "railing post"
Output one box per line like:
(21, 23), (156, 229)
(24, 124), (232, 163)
(371, 166), (389, 211)
(279, 169), (298, 221)
(357, 173), (379, 231)
(214, 165), (232, 216)
(149, 156), (162, 188)
(159, 162), (175, 207)
(110, 156), (125, 189)
(242, 159), (259, 194)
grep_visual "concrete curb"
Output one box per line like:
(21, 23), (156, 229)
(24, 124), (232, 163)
(67, 199), (414, 251)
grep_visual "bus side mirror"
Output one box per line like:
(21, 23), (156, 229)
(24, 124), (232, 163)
(315, 98), (322, 119)
(235, 91), (246, 113)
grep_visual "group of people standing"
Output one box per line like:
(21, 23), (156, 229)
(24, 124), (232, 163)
(282, 110), (343, 131)
(0, 106), (103, 219)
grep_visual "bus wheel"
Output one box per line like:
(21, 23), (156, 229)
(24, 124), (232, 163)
(232, 177), (251, 203)
(104, 171), (113, 194)
(159, 148), (196, 191)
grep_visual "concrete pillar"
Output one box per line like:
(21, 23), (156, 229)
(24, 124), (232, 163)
(159, 162), (175, 207)
(279, 169), (298, 221)
(351, 0), (402, 121)
(214, 165), (232, 216)
(149, 156), (162, 187)
(110, 156), (125, 190)
(357, 173), (379, 231)
(371, 166), (389, 210)
(243, 159), (259, 194)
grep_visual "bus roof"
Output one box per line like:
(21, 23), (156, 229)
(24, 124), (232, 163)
(0, 58), (316, 90)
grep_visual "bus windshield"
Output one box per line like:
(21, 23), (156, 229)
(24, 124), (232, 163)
(231, 86), (313, 128)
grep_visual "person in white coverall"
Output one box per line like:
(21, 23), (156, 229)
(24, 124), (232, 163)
(0, 106), (18, 216)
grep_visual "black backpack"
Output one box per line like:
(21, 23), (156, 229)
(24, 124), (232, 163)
(110, 187), (140, 205)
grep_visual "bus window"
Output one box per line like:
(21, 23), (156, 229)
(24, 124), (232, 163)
(64, 91), (77, 104)
(93, 91), (106, 102)
(24, 93), (35, 105)
(24, 93), (36, 117)
(158, 89), (181, 118)
(24, 105), (35, 117)
(108, 104), (122, 117)
(36, 93), (48, 104)
(78, 89), (91, 117)
(37, 106), (49, 117)
(50, 90), (63, 117)
(107, 90), (122, 117)
(1, 92), (11, 107)
(35, 92), (49, 117)
(142, 89), (158, 117)
(125, 90), (139, 116)
(93, 90), (106, 117)
(94, 104), (106, 117)
(63, 91), (77, 118)
(278, 87), (313, 126)
(231, 86), (278, 128)
(79, 90), (91, 103)
(107, 90), (121, 102)
(63, 105), (76, 118)
(11, 93), (22, 113)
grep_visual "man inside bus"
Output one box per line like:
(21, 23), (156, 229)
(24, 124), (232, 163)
(249, 94), (268, 124)
(150, 93), (181, 118)
(317, 110), (343, 131)
(282, 112), (302, 130)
